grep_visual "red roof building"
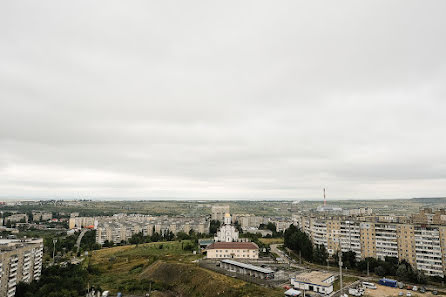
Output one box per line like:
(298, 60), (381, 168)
(206, 241), (259, 259)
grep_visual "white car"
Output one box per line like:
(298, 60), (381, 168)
(406, 293), (412, 297)
(413, 286), (418, 291)
(362, 282), (377, 289)
(348, 288), (364, 296)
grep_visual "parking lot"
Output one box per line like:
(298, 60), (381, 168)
(364, 285), (439, 297)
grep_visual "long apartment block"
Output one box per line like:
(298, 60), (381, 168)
(67, 214), (210, 245)
(293, 214), (446, 277)
(0, 238), (43, 297)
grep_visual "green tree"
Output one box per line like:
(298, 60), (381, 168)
(313, 244), (329, 265)
(284, 225), (313, 261)
(209, 220), (221, 235)
(15, 264), (88, 297)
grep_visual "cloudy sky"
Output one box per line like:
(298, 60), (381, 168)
(1, 1), (446, 200)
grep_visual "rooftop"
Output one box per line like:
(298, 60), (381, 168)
(0, 238), (43, 253)
(207, 241), (259, 250)
(221, 259), (274, 274)
(293, 271), (334, 287)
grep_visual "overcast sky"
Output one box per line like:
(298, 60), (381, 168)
(1, 1), (446, 200)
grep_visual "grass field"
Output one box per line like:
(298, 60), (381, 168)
(88, 241), (284, 297)
(259, 238), (284, 245)
(333, 275), (359, 291)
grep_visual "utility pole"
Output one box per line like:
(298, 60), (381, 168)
(52, 238), (58, 263)
(146, 281), (151, 297)
(367, 259), (370, 277)
(338, 251), (343, 296)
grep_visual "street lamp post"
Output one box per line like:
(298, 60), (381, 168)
(53, 238), (58, 263)
(339, 251), (343, 296)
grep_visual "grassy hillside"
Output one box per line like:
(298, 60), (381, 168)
(88, 241), (283, 297)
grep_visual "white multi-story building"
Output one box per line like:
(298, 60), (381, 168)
(0, 238), (43, 297)
(414, 226), (443, 277)
(340, 220), (362, 259)
(311, 219), (327, 246)
(375, 223), (398, 260)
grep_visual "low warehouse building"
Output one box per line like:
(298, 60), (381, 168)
(291, 271), (334, 295)
(220, 259), (274, 279)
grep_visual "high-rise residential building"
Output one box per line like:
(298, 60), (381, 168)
(211, 205), (230, 222)
(0, 238), (43, 297)
(340, 220), (361, 260)
(412, 208), (446, 225)
(93, 214), (210, 245)
(294, 214), (446, 277)
(414, 225), (443, 276)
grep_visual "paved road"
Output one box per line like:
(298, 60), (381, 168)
(76, 229), (89, 253)
(270, 244), (291, 264)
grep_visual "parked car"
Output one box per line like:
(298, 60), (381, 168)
(362, 282), (377, 289)
(406, 285), (413, 290)
(406, 293), (412, 297)
(432, 290), (438, 295)
(413, 286), (418, 291)
(419, 287), (426, 293)
(348, 288), (364, 296)
(398, 282), (405, 289)
(379, 278), (398, 288)
(398, 292), (403, 296)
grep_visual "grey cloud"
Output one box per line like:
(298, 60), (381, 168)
(1, 1), (446, 199)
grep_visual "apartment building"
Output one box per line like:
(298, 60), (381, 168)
(375, 223), (398, 260)
(94, 214), (210, 244)
(4, 214), (28, 224)
(311, 219), (328, 247)
(294, 214), (446, 277)
(326, 219), (340, 255)
(233, 214), (265, 229)
(268, 217), (293, 232)
(69, 216), (96, 229)
(211, 205), (230, 222)
(340, 220), (361, 259)
(32, 211), (53, 222)
(342, 207), (373, 216)
(360, 222), (376, 258)
(396, 224), (416, 267)
(231, 214), (292, 232)
(0, 238), (43, 297)
(412, 208), (446, 225)
(414, 226), (443, 276)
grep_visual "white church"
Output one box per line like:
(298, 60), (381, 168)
(214, 213), (240, 242)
